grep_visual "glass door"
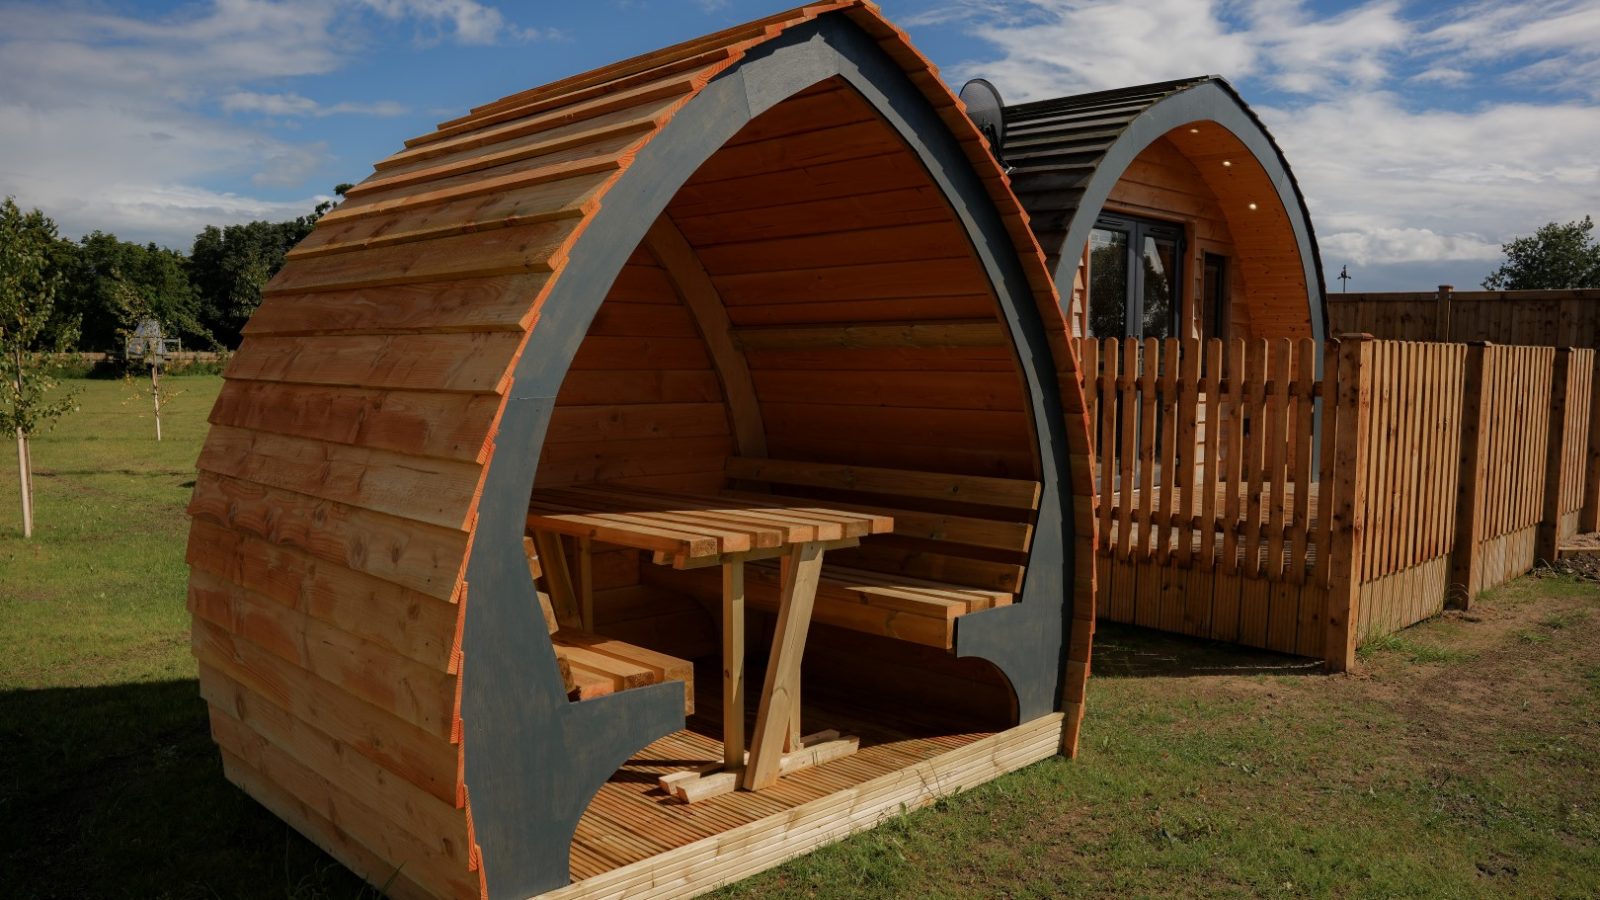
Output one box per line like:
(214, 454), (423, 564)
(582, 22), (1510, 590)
(1086, 213), (1185, 339)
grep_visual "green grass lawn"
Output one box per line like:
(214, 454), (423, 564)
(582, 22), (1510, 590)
(3, 378), (1599, 899)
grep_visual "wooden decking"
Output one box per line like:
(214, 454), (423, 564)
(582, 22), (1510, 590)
(569, 674), (1002, 883)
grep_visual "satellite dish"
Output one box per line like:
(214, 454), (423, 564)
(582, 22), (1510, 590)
(959, 78), (1006, 163)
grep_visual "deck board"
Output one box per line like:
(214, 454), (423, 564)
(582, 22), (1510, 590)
(569, 676), (994, 881)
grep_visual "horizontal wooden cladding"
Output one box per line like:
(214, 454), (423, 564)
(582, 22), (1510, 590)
(745, 345), (1018, 373)
(267, 219), (582, 296)
(535, 435), (735, 487)
(727, 295), (997, 327)
(206, 696), (477, 897)
(210, 380), (502, 465)
(556, 370), (724, 406)
(685, 119), (906, 187)
(244, 274), (548, 337)
(752, 370), (1026, 411)
(692, 222), (974, 277)
(290, 173), (608, 262)
(365, 98), (674, 189)
(390, 71), (696, 164)
(672, 184), (949, 248)
(727, 457), (1040, 511)
(586, 300), (700, 338)
(714, 259), (991, 305)
(197, 425), (484, 532)
(331, 131), (638, 228)
(763, 403), (1029, 454)
(570, 335), (711, 371)
(732, 320), (1005, 351)
(227, 332), (523, 395)
(544, 402), (730, 444)
(216, 750), (460, 900)
(195, 623), (460, 805)
(666, 153), (936, 220)
(187, 519), (459, 673)
(188, 471), (469, 602)
(191, 570), (459, 741)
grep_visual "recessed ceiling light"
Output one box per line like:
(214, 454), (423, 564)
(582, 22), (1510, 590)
(1189, 127), (1200, 134)
(1248, 202), (1259, 210)
(1222, 160), (1233, 168)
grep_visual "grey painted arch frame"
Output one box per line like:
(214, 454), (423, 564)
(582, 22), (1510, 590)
(1050, 82), (1328, 344)
(459, 15), (1080, 898)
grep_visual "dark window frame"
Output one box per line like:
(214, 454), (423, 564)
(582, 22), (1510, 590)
(1088, 212), (1187, 338)
(1202, 251), (1229, 342)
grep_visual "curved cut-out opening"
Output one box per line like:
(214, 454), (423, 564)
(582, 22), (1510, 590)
(520, 79), (1033, 881)
(1067, 121), (1314, 343)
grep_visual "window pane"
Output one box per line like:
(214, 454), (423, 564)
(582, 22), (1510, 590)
(1202, 253), (1227, 340)
(1088, 228), (1129, 337)
(1140, 236), (1178, 338)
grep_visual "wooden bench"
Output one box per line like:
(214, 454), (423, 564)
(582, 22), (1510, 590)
(525, 537), (695, 713)
(650, 458), (1041, 650)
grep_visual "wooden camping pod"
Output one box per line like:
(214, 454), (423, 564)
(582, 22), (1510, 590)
(187, 4), (1098, 898)
(994, 77), (1327, 343)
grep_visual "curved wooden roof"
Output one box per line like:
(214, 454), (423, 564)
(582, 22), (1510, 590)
(1000, 75), (1326, 333)
(189, 5), (1097, 899)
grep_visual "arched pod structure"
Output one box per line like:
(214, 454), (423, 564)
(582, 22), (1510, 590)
(186, 4), (1097, 898)
(1000, 77), (1327, 342)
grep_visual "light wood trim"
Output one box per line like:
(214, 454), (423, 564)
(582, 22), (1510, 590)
(644, 215), (767, 457)
(742, 541), (826, 791)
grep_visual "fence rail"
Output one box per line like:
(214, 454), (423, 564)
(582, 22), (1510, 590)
(1079, 333), (1600, 668)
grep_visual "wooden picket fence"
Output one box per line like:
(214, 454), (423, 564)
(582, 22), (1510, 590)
(1078, 335), (1600, 669)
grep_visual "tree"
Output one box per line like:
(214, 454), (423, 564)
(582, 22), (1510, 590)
(188, 183), (352, 348)
(0, 198), (80, 537)
(1483, 216), (1600, 290)
(60, 232), (210, 351)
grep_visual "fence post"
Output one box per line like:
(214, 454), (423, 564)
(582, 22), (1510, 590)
(1435, 284), (1454, 341)
(1581, 359), (1600, 534)
(1538, 349), (1575, 563)
(1324, 334), (1373, 672)
(1449, 342), (1491, 607)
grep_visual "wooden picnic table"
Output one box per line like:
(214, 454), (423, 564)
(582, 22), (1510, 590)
(526, 483), (894, 799)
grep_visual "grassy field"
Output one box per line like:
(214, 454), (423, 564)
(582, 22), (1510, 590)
(3, 378), (1598, 899)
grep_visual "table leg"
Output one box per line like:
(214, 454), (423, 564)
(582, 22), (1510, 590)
(532, 531), (582, 630)
(722, 558), (746, 769)
(577, 536), (595, 631)
(741, 541), (825, 791)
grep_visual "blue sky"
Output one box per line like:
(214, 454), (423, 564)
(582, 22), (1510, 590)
(1, 1), (1597, 290)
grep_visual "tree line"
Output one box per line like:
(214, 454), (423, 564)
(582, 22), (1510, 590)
(12, 184), (352, 354)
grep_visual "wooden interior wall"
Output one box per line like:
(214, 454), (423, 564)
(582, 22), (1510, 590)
(536, 78), (1037, 719)
(665, 78), (1039, 482)
(1100, 137), (1242, 339)
(1073, 129), (1313, 342)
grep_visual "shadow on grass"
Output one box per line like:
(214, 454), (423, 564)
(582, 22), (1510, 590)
(0, 679), (366, 900)
(1091, 621), (1322, 679)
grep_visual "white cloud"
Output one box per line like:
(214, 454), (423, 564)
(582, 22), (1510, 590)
(222, 92), (410, 117)
(0, 0), (534, 248)
(921, 0), (1600, 287)
(356, 0), (545, 43)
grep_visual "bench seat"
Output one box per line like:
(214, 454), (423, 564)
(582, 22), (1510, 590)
(663, 560), (1010, 649)
(552, 629), (695, 714)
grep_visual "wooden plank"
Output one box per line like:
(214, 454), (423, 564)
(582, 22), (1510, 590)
(1156, 338), (1180, 566)
(188, 471), (468, 602)
(1117, 338), (1139, 563)
(1290, 339), (1316, 583)
(725, 457), (1041, 511)
(243, 273), (549, 337)
(1265, 339), (1292, 580)
(196, 425), (484, 532)
(1098, 338), (1118, 564)
(1136, 337), (1159, 561)
(1200, 340), (1223, 570)
(1221, 338), (1246, 575)
(1175, 338), (1201, 568)
(732, 320), (1006, 350)
(227, 332), (523, 394)
(208, 380), (501, 464)
(1325, 336), (1374, 671)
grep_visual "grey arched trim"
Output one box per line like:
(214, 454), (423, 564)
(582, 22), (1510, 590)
(1050, 82), (1327, 343)
(460, 16), (1078, 898)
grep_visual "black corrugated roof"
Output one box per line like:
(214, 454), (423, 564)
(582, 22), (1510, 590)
(996, 75), (1325, 306)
